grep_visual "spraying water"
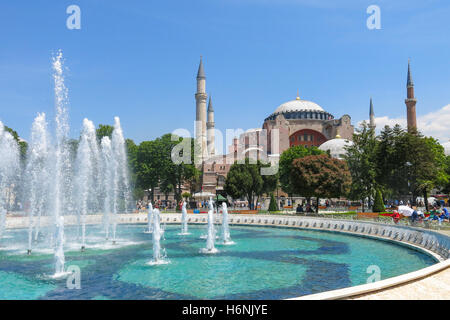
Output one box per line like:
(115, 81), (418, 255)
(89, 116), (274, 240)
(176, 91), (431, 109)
(50, 50), (71, 277)
(147, 208), (169, 265)
(100, 137), (114, 241)
(179, 201), (190, 235)
(0, 121), (20, 242)
(75, 119), (100, 251)
(53, 216), (66, 277)
(200, 198), (218, 254)
(145, 202), (153, 233)
(220, 202), (235, 245)
(25, 114), (50, 253)
(110, 117), (130, 244)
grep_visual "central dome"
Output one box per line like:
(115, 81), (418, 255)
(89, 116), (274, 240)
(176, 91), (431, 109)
(274, 99), (325, 115)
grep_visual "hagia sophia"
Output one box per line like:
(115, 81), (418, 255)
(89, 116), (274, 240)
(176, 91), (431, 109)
(194, 57), (383, 195)
(153, 57), (449, 204)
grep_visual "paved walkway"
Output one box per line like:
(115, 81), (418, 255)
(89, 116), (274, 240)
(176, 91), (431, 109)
(350, 265), (450, 300)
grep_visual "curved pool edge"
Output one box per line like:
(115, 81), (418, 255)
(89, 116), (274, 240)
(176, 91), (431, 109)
(5, 213), (450, 300)
(290, 259), (450, 300)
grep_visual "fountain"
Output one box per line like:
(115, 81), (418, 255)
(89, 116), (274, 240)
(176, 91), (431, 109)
(0, 121), (20, 242)
(145, 202), (153, 233)
(200, 199), (219, 254)
(147, 208), (169, 265)
(110, 117), (130, 245)
(75, 119), (100, 251)
(100, 136), (113, 241)
(49, 51), (72, 277)
(25, 113), (50, 254)
(178, 201), (190, 235)
(51, 216), (69, 278)
(220, 202), (235, 245)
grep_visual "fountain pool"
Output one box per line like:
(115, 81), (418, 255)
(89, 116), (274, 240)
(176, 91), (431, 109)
(0, 223), (437, 300)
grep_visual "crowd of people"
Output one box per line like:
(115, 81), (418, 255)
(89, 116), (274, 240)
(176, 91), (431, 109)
(135, 199), (176, 212)
(391, 204), (450, 226)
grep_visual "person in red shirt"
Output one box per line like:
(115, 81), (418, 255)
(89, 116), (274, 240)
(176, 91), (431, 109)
(392, 210), (401, 224)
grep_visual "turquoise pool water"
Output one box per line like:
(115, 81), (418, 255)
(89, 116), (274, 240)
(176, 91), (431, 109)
(0, 224), (436, 299)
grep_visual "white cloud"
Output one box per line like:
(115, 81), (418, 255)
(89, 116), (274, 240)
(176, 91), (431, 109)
(358, 104), (450, 144)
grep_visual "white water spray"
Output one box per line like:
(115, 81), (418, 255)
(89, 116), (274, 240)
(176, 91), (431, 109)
(145, 202), (153, 233)
(220, 202), (235, 245)
(110, 117), (130, 244)
(0, 121), (20, 242)
(179, 201), (190, 235)
(50, 50), (71, 276)
(147, 208), (169, 265)
(100, 137), (114, 241)
(75, 119), (100, 250)
(200, 198), (218, 254)
(25, 114), (50, 253)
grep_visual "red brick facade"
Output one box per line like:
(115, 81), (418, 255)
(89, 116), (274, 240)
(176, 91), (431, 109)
(289, 129), (328, 148)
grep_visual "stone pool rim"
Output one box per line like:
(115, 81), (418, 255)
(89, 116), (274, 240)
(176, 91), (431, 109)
(5, 213), (450, 300)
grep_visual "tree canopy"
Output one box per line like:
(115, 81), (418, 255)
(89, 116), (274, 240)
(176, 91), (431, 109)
(135, 134), (199, 203)
(279, 145), (324, 195)
(224, 159), (277, 209)
(344, 122), (377, 211)
(290, 154), (352, 212)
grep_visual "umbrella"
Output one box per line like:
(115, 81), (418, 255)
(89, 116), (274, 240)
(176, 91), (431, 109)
(397, 205), (414, 217)
(215, 194), (227, 202)
(193, 191), (215, 199)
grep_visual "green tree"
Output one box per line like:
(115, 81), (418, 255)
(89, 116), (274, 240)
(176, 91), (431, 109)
(3, 125), (28, 161)
(291, 154), (352, 213)
(224, 159), (275, 209)
(374, 125), (409, 199)
(268, 193), (279, 212)
(96, 124), (114, 141)
(159, 134), (199, 204)
(345, 122), (378, 212)
(375, 126), (448, 210)
(182, 192), (192, 200)
(136, 140), (162, 201)
(132, 187), (145, 201)
(442, 155), (450, 197)
(412, 135), (448, 210)
(279, 145), (324, 194)
(373, 189), (385, 213)
(126, 138), (138, 187)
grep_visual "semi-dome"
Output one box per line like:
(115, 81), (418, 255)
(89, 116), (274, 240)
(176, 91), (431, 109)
(274, 99), (325, 114)
(319, 135), (353, 160)
(443, 141), (450, 156)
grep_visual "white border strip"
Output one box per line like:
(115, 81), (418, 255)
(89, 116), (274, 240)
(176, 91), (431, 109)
(290, 259), (450, 300)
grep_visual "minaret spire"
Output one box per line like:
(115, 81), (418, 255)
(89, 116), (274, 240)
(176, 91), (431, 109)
(407, 58), (414, 88)
(208, 95), (214, 112)
(197, 56), (206, 80)
(195, 56), (208, 163)
(207, 95), (215, 156)
(405, 59), (417, 132)
(369, 97), (376, 130)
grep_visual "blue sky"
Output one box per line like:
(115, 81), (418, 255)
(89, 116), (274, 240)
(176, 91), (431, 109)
(0, 0), (449, 147)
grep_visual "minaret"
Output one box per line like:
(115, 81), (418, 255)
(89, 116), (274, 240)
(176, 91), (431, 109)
(405, 59), (417, 132)
(369, 97), (376, 130)
(195, 57), (208, 160)
(207, 96), (215, 156)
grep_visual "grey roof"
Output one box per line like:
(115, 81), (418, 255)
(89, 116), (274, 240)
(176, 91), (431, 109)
(407, 59), (414, 87)
(208, 96), (214, 112)
(197, 57), (206, 79)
